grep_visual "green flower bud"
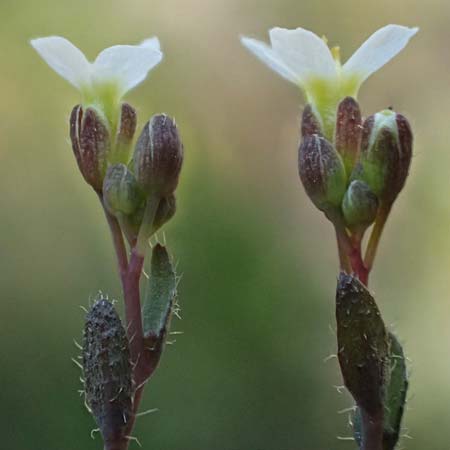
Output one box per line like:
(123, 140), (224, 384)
(134, 114), (184, 197)
(354, 109), (412, 207)
(334, 97), (362, 175)
(82, 297), (133, 449)
(342, 180), (378, 232)
(70, 105), (111, 191)
(103, 163), (144, 216)
(298, 134), (347, 213)
(110, 102), (137, 165)
(301, 104), (322, 137)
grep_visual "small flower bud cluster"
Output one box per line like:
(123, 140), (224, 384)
(70, 103), (183, 246)
(298, 97), (413, 235)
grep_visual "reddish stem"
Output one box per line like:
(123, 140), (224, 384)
(348, 234), (369, 286)
(124, 249), (146, 377)
(334, 225), (369, 286)
(98, 192), (129, 287)
(99, 191), (151, 449)
(360, 409), (384, 450)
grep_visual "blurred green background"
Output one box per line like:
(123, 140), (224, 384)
(1, 0), (448, 449)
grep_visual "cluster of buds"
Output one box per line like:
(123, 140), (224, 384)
(70, 101), (183, 248)
(299, 97), (413, 238)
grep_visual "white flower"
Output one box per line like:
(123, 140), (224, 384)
(241, 25), (418, 138)
(31, 35), (163, 123)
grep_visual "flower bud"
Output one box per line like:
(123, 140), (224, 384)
(153, 195), (177, 232)
(342, 180), (378, 232)
(102, 163), (144, 216)
(82, 297), (133, 448)
(298, 134), (347, 213)
(336, 273), (389, 417)
(111, 102), (137, 165)
(334, 97), (362, 174)
(301, 104), (322, 137)
(355, 110), (412, 207)
(70, 105), (110, 191)
(134, 114), (184, 197)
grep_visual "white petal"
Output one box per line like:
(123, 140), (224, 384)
(269, 27), (336, 82)
(240, 36), (300, 84)
(343, 25), (418, 84)
(30, 36), (91, 89)
(94, 45), (163, 95)
(140, 36), (161, 52)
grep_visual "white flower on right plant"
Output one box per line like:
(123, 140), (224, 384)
(241, 25), (418, 138)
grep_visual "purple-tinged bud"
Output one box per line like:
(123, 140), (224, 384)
(301, 104), (322, 137)
(70, 105), (110, 192)
(111, 103), (137, 165)
(394, 113), (413, 197)
(103, 163), (144, 216)
(336, 273), (389, 417)
(298, 134), (347, 213)
(335, 97), (362, 174)
(134, 114), (184, 197)
(153, 195), (177, 233)
(82, 297), (133, 449)
(354, 110), (413, 207)
(342, 180), (378, 233)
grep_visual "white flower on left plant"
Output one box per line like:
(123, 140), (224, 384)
(31, 36), (163, 122)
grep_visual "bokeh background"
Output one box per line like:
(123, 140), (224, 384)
(1, 0), (448, 449)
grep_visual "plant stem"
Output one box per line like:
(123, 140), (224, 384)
(104, 439), (129, 450)
(100, 191), (149, 449)
(335, 227), (352, 273)
(124, 248), (146, 380)
(364, 206), (391, 272)
(98, 192), (129, 287)
(136, 196), (160, 255)
(360, 409), (384, 450)
(123, 385), (145, 447)
(349, 233), (369, 286)
(334, 218), (369, 285)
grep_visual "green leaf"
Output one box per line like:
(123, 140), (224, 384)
(352, 332), (409, 450)
(142, 244), (177, 344)
(383, 332), (409, 450)
(336, 273), (389, 416)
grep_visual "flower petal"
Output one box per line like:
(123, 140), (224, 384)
(343, 25), (418, 84)
(30, 36), (91, 89)
(94, 44), (163, 96)
(240, 36), (300, 84)
(269, 27), (336, 82)
(140, 36), (161, 52)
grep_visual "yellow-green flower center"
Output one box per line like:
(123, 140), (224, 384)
(302, 42), (360, 140)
